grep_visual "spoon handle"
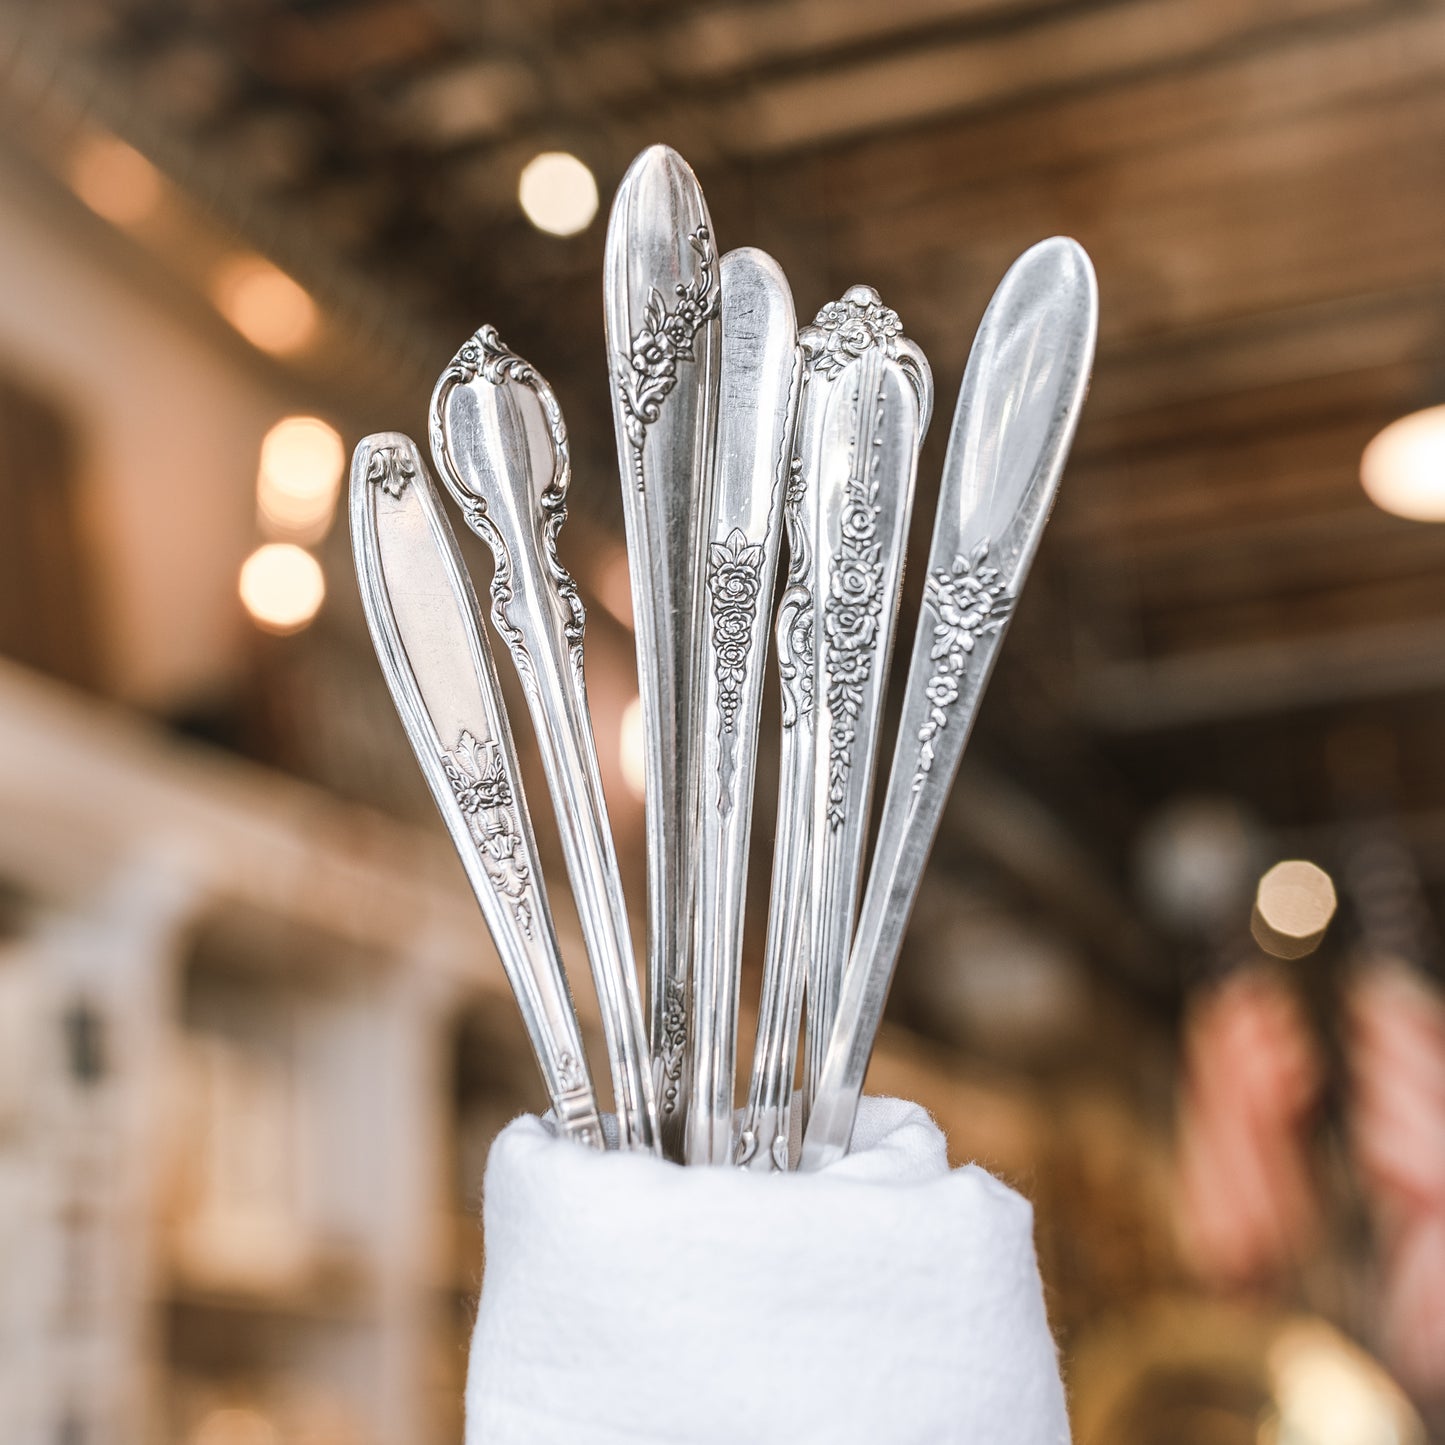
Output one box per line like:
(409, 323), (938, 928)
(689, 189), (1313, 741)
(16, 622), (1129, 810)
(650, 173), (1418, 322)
(800, 239), (1098, 1170)
(799, 289), (932, 1122)
(350, 432), (604, 1149)
(605, 146), (722, 1158)
(431, 333), (659, 1154)
(737, 440), (815, 1172)
(685, 248), (800, 1165)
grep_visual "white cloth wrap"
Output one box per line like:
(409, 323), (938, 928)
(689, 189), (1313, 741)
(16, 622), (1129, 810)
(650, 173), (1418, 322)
(466, 1096), (1070, 1445)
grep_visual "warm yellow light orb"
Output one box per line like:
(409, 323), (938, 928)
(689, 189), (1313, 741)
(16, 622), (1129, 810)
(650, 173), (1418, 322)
(1361, 405), (1445, 522)
(518, 152), (599, 237)
(257, 416), (344, 538)
(69, 133), (164, 227)
(239, 543), (325, 634)
(212, 254), (318, 356)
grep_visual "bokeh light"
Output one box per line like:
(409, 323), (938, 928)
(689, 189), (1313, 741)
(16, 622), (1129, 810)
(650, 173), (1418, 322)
(212, 254), (318, 356)
(68, 132), (163, 227)
(1361, 405), (1445, 522)
(518, 152), (599, 236)
(238, 543), (325, 634)
(257, 415), (344, 539)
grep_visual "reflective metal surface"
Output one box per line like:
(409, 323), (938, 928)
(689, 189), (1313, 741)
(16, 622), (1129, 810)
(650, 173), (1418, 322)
(604, 145), (722, 1159)
(430, 332), (660, 1155)
(800, 238), (1098, 1170)
(798, 288), (932, 1121)
(686, 248), (800, 1165)
(349, 432), (604, 1149)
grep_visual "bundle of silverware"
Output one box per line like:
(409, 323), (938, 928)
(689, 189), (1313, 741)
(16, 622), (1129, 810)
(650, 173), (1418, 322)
(350, 145), (1097, 1170)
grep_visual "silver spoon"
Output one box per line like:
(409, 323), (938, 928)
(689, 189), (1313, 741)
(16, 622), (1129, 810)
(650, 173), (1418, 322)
(430, 331), (659, 1154)
(736, 437), (814, 1172)
(349, 432), (604, 1149)
(605, 145), (722, 1159)
(799, 288), (932, 1120)
(686, 247), (801, 1166)
(800, 238), (1098, 1170)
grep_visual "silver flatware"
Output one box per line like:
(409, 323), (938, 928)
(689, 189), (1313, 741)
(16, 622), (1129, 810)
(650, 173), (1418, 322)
(800, 238), (1098, 1170)
(430, 330), (660, 1154)
(736, 418), (814, 1173)
(686, 248), (800, 1166)
(349, 432), (604, 1149)
(604, 144), (722, 1159)
(800, 287), (932, 1120)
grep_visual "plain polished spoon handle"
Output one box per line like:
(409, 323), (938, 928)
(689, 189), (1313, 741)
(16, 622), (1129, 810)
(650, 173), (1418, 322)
(686, 247), (800, 1166)
(350, 432), (604, 1149)
(430, 331), (659, 1154)
(800, 238), (1098, 1170)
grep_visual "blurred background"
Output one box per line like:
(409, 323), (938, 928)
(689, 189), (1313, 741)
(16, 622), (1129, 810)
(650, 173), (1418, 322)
(1, 0), (1444, 1441)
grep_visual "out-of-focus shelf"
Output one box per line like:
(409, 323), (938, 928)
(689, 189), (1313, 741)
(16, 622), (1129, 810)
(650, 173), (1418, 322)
(0, 662), (551, 1445)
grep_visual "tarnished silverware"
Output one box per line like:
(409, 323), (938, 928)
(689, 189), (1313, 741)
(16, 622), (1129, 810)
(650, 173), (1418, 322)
(800, 287), (932, 1121)
(686, 248), (801, 1166)
(605, 144), (722, 1159)
(349, 432), (604, 1149)
(430, 331), (659, 1154)
(800, 238), (1098, 1170)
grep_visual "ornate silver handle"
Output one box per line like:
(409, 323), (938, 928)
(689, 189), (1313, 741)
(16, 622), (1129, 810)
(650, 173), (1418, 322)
(801, 239), (1098, 1170)
(685, 248), (800, 1165)
(430, 333), (659, 1155)
(604, 145), (723, 1160)
(349, 432), (604, 1149)
(798, 288), (932, 1124)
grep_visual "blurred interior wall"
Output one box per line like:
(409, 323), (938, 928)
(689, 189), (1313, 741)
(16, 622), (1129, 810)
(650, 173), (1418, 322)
(0, 146), (292, 711)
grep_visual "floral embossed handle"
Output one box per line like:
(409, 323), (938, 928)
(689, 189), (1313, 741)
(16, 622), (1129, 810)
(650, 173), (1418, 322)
(430, 331), (661, 1155)
(349, 433), (604, 1149)
(801, 239), (1098, 1171)
(798, 286), (933, 1123)
(686, 248), (801, 1165)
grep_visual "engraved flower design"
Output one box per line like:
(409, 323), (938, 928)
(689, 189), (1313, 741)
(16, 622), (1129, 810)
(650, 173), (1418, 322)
(614, 226), (719, 453)
(929, 543), (1010, 671)
(924, 673), (959, 709)
(824, 601), (878, 672)
(807, 287), (904, 378)
(442, 730), (513, 814)
(630, 327), (677, 380)
(707, 529), (766, 738)
(912, 542), (1012, 792)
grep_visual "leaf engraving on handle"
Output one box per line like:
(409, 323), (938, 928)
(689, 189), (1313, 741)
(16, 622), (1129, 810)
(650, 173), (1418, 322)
(366, 445), (415, 499)
(657, 976), (688, 1120)
(441, 730), (535, 940)
(913, 542), (1013, 792)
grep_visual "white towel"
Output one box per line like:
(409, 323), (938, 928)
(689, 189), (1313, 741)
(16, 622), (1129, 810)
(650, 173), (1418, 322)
(466, 1096), (1070, 1445)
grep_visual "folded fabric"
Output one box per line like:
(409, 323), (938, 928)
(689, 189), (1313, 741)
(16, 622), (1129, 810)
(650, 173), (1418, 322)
(466, 1095), (1070, 1445)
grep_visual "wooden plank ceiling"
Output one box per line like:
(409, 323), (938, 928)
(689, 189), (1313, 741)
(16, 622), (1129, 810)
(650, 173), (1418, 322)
(11, 0), (1445, 849)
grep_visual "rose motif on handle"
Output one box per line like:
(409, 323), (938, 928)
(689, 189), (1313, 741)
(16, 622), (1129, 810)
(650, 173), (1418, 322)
(912, 542), (1012, 793)
(706, 528), (766, 808)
